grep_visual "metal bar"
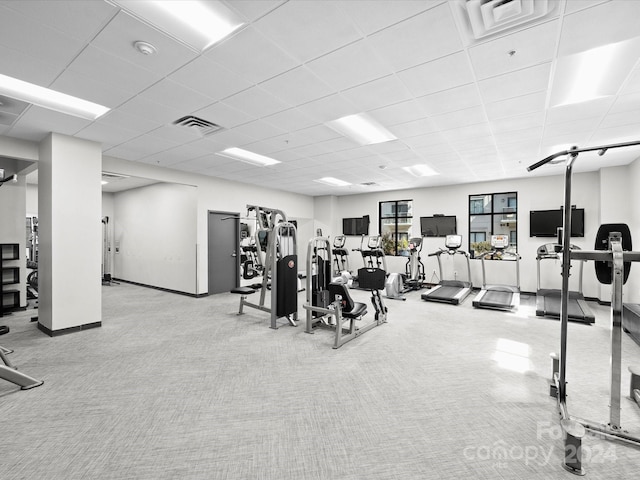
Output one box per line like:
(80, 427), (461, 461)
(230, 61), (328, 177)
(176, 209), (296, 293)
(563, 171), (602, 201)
(558, 152), (578, 404)
(527, 140), (640, 172)
(610, 236), (624, 428)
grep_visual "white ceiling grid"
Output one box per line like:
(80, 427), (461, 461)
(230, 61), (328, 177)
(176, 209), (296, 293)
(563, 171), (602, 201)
(0, 0), (639, 195)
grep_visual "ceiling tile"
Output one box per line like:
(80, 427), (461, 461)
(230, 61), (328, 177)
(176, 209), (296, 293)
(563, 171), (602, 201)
(169, 56), (253, 102)
(118, 96), (185, 127)
(388, 118), (437, 139)
(339, 0), (436, 35)
(254, 0), (363, 63)
(397, 52), (475, 98)
(484, 91), (546, 120)
(193, 102), (255, 130)
(231, 119), (287, 142)
(262, 108), (317, 132)
(431, 105), (488, 132)
(223, 0), (287, 22)
(341, 75), (413, 112)
(369, 99), (428, 127)
(0, 44), (62, 86)
(0, 5), (86, 67)
(558, 0), (640, 57)
(297, 94), (358, 123)
(68, 45), (162, 94)
(491, 112), (545, 134)
(3, 0), (117, 42)
(223, 86), (291, 118)
(306, 39), (393, 92)
(478, 62), (551, 103)
(137, 78), (214, 114)
(90, 11), (198, 77)
(50, 69), (134, 108)
(366, 3), (462, 71)
(260, 66), (334, 106)
(468, 20), (559, 80)
(415, 84), (483, 116)
(205, 26), (299, 84)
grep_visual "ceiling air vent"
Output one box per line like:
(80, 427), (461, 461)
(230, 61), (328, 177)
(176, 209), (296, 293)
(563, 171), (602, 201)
(464, 0), (553, 40)
(173, 115), (224, 136)
(360, 182), (379, 187)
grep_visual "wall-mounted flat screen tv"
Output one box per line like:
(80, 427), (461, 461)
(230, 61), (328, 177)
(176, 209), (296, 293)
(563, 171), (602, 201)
(529, 208), (584, 237)
(420, 215), (457, 237)
(342, 215), (370, 236)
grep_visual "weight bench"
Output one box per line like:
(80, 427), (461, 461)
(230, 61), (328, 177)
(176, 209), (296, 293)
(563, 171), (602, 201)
(0, 325), (43, 390)
(230, 286), (258, 315)
(325, 282), (369, 349)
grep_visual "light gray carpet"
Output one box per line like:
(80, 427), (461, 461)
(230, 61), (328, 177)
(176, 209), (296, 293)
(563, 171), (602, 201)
(1, 283), (640, 479)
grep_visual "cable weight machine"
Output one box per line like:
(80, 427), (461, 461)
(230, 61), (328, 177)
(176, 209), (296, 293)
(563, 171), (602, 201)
(231, 205), (298, 329)
(528, 140), (640, 475)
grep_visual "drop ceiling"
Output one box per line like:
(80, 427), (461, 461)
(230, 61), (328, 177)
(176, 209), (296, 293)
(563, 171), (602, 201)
(1, 0), (640, 196)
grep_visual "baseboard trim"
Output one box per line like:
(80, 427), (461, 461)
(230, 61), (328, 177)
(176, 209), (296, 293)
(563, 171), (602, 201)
(112, 278), (203, 297)
(38, 321), (102, 337)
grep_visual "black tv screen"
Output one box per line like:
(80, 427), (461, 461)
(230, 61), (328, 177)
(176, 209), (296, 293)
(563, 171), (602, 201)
(420, 216), (457, 237)
(343, 215), (370, 236)
(529, 208), (584, 237)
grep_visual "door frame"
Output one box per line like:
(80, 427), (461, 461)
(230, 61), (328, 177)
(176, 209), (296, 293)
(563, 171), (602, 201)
(207, 210), (240, 295)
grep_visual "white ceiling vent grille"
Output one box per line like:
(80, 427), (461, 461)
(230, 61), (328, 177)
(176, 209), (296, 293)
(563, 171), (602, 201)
(463, 0), (554, 40)
(173, 115), (224, 136)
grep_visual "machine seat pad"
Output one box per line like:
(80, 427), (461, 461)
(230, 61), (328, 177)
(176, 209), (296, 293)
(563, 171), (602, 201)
(230, 287), (257, 295)
(0, 325), (9, 336)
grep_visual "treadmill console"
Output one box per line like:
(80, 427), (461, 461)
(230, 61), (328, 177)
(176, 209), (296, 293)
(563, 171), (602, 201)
(491, 234), (509, 249)
(445, 234), (462, 250)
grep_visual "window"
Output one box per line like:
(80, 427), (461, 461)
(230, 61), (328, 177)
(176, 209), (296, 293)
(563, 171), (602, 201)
(379, 200), (412, 256)
(468, 192), (517, 257)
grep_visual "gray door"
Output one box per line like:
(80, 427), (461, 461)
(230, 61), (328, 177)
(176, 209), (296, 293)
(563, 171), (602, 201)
(208, 211), (239, 294)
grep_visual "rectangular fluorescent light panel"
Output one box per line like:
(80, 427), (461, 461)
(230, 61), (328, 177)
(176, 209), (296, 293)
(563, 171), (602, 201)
(326, 113), (397, 145)
(114, 0), (245, 51)
(550, 37), (640, 107)
(403, 164), (438, 177)
(314, 177), (352, 187)
(0, 74), (109, 120)
(217, 147), (280, 167)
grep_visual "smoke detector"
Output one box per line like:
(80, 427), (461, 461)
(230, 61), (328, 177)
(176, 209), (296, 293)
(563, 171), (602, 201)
(134, 41), (157, 55)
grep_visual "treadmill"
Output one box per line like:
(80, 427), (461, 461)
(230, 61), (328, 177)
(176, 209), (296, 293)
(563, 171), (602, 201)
(421, 235), (472, 305)
(535, 243), (595, 324)
(472, 234), (520, 311)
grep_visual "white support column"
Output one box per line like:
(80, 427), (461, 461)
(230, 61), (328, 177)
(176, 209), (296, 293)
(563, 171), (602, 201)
(38, 133), (102, 335)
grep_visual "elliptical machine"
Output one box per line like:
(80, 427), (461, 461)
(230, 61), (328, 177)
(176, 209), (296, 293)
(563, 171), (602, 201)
(404, 237), (425, 291)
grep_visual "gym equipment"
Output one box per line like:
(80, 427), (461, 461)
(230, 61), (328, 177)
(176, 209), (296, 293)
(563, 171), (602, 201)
(101, 217), (119, 286)
(528, 140), (640, 475)
(421, 235), (472, 305)
(357, 235), (387, 272)
(404, 237), (425, 291)
(0, 325), (43, 390)
(304, 236), (387, 348)
(535, 242), (594, 324)
(332, 235), (350, 275)
(384, 273), (406, 301)
(472, 234), (520, 311)
(231, 205), (298, 329)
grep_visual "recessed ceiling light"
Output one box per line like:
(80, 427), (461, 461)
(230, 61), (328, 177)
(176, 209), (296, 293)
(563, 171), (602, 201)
(113, 0), (245, 52)
(217, 147), (280, 167)
(0, 74), (109, 120)
(402, 164), (439, 177)
(550, 37), (640, 107)
(326, 113), (397, 145)
(314, 177), (352, 187)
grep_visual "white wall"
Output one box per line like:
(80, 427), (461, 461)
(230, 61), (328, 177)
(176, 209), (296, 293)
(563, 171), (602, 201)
(314, 171), (603, 296)
(102, 156), (315, 295)
(112, 183), (197, 294)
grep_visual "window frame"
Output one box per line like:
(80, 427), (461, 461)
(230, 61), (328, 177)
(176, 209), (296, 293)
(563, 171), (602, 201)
(468, 191), (517, 258)
(379, 199), (412, 257)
